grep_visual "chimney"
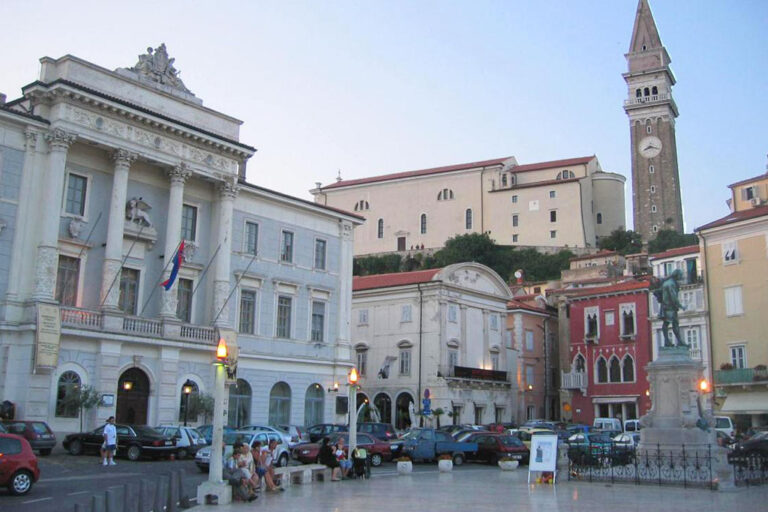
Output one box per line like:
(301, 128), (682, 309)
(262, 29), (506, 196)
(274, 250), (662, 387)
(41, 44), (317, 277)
(315, 182), (322, 189)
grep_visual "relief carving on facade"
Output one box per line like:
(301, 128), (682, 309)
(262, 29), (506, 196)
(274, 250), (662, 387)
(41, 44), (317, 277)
(68, 218), (84, 239)
(340, 221), (353, 240)
(129, 44), (191, 94)
(126, 197), (152, 228)
(34, 246), (59, 299)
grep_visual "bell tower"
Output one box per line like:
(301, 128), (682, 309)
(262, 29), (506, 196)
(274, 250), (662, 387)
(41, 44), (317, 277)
(623, 0), (684, 240)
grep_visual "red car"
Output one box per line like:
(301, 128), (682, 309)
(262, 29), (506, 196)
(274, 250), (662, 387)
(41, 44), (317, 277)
(465, 433), (530, 464)
(291, 432), (392, 466)
(0, 433), (40, 495)
(2, 420), (56, 456)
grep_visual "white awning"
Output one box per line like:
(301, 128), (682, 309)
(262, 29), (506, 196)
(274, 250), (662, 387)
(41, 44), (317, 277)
(591, 396), (639, 404)
(720, 391), (768, 414)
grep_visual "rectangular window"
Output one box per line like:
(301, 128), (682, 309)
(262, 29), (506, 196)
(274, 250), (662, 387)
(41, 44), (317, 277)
(448, 349), (459, 371)
(55, 256), (80, 306)
(311, 301), (325, 342)
(181, 205), (197, 241)
(525, 329), (534, 351)
(512, 234), (518, 243)
(448, 304), (458, 322)
(662, 261), (675, 276)
(244, 221), (259, 255)
(512, 214), (519, 227)
(550, 230), (557, 239)
(314, 239), (327, 270)
(584, 306), (599, 339)
(722, 241), (738, 263)
(620, 304), (636, 336)
(65, 173), (88, 216)
(730, 345), (746, 369)
(490, 314), (498, 331)
(399, 349), (411, 375)
(550, 210), (557, 222)
(176, 278), (193, 323)
(511, 195), (518, 204)
(525, 365), (534, 387)
(549, 190), (556, 199)
(239, 290), (257, 334)
(276, 295), (292, 338)
(118, 268), (139, 315)
(281, 231), (294, 263)
(358, 309), (369, 325)
(490, 352), (500, 371)
(465, 209), (473, 229)
(724, 286), (743, 316)
(357, 350), (367, 376)
(685, 327), (701, 352)
(401, 304), (412, 322)
(605, 310), (615, 326)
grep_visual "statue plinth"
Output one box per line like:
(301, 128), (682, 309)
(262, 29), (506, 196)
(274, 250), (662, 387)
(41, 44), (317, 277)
(639, 348), (734, 490)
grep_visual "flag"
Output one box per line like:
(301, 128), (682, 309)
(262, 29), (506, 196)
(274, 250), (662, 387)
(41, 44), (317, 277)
(161, 240), (185, 291)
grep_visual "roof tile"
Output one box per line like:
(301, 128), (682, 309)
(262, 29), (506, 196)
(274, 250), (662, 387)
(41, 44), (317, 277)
(353, 268), (442, 291)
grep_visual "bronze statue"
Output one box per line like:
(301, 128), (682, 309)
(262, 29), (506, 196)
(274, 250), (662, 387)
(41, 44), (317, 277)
(657, 269), (687, 347)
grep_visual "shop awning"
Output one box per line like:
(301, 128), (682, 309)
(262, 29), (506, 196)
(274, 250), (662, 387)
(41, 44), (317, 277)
(720, 391), (768, 414)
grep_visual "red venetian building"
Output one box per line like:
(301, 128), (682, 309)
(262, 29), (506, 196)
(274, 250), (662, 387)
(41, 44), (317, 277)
(564, 280), (653, 426)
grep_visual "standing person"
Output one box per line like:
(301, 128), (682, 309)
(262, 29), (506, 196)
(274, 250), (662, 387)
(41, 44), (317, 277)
(319, 437), (341, 481)
(103, 416), (117, 466)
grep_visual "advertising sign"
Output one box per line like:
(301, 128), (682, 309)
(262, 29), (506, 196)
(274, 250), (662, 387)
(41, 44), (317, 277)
(35, 304), (61, 371)
(528, 433), (558, 483)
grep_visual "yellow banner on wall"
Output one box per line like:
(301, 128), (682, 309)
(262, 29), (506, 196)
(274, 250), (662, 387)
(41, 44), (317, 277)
(35, 304), (61, 371)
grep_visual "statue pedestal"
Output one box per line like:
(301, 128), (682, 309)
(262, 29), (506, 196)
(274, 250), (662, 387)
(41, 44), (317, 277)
(638, 348), (734, 490)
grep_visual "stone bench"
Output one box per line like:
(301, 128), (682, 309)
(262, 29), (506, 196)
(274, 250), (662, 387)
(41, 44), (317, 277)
(273, 464), (331, 487)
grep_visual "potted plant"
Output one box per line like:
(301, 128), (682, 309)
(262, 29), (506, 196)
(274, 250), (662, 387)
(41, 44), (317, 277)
(396, 456), (413, 475)
(437, 453), (453, 472)
(719, 363), (734, 370)
(433, 407), (445, 428)
(497, 456), (520, 471)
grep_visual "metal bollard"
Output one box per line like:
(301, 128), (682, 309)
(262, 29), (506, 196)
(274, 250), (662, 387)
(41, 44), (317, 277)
(138, 480), (151, 512)
(74, 501), (92, 512)
(166, 471), (180, 512)
(92, 492), (106, 512)
(153, 474), (170, 512)
(105, 485), (125, 512)
(123, 483), (139, 512)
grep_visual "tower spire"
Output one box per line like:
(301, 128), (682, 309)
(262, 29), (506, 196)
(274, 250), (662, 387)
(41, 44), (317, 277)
(629, 0), (663, 53)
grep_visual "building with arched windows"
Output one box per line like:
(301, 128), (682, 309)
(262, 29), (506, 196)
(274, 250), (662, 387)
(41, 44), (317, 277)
(0, 47), (362, 435)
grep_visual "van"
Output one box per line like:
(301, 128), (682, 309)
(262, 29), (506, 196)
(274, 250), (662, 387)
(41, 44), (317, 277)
(593, 417), (622, 432)
(714, 416), (734, 438)
(623, 419), (641, 432)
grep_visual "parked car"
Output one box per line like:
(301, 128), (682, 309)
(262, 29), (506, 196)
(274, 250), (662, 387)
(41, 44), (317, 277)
(306, 423), (346, 442)
(291, 432), (392, 466)
(1, 420), (56, 456)
(0, 433), (40, 495)
(716, 430), (735, 449)
(240, 425), (292, 448)
(390, 428), (478, 465)
(592, 417), (622, 432)
(195, 430), (290, 472)
(714, 416), (735, 438)
(565, 424), (591, 435)
(623, 419), (641, 432)
(729, 431), (768, 458)
(455, 430), (490, 442)
(276, 425), (309, 447)
(521, 420), (556, 431)
(465, 433), (529, 464)
(510, 429), (556, 450)
(0, 423), (7, 433)
(613, 432), (641, 448)
(196, 424), (235, 445)
(155, 425), (207, 459)
(357, 422), (398, 442)
(62, 424), (176, 461)
(567, 432), (616, 465)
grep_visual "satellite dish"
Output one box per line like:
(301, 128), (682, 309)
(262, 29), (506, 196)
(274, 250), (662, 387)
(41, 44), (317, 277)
(514, 270), (522, 279)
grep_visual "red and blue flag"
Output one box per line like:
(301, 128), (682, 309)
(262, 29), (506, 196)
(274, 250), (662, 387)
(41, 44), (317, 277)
(161, 240), (185, 290)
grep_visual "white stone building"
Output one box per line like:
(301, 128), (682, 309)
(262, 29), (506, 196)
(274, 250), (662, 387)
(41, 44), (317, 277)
(351, 263), (514, 430)
(0, 46), (363, 435)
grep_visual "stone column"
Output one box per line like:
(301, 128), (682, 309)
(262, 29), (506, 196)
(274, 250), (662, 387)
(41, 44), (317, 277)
(335, 221), (354, 361)
(160, 164), (192, 318)
(212, 180), (238, 326)
(33, 128), (76, 300)
(101, 150), (137, 310)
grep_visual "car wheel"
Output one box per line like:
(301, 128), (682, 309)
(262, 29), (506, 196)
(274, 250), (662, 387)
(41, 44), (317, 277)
(452, 453), (465, 466)
(68, 440), (83, 456)
(371, 453), (383, 467)
(9, 470), (33, 496)
(278, 453), (289, 467)
(39, 449), (52, 456)
(127, 445), (141, 461)
(177, 448), (188, 460)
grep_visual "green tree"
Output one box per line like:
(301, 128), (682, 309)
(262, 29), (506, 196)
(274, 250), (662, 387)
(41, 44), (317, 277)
(433, 407), (445, 428)
(184, 392), (214, 424)
(648, 229), (699, 254)
(434, 233), (497, 268)
(598, 228), (643, 255)
(64, 385), (102, 432)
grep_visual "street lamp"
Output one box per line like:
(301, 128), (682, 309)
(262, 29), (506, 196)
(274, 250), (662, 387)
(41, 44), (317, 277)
(348, 367), (359, 454)
(183, 380), (194, 426)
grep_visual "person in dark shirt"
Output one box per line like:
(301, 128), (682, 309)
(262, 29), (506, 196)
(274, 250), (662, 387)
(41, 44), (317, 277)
(318, 437), (341, 481)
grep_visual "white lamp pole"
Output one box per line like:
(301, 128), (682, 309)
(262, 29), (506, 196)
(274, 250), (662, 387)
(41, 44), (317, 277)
(348, 367), (358, 454)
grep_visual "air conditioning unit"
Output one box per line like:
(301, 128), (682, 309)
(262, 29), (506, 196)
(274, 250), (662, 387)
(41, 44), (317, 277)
(750, 197), (761, 206)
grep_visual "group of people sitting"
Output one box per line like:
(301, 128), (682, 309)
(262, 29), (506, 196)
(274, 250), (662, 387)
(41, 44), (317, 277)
(318, 437), (367, 481)
(223, 439), (284, 502)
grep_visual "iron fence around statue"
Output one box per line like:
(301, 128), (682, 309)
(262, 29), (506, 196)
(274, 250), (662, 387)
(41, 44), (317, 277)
(729, 451), (768, 487)
(567, 444), (715, 490)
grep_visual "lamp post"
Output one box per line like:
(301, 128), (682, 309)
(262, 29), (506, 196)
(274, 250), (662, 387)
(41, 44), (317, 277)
(183, 380), (194, 426)
(348, 367), (358, 454)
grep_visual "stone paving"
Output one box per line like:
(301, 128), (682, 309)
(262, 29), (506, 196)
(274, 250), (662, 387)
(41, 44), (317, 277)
(189, 465), (767, 512)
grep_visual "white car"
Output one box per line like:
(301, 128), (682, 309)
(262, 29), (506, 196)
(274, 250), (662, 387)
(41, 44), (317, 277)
(613, 432), (641, 448)
(155, 425), (207, 459)
(195, 430), (290, 472)
(241, 425), (293, 448)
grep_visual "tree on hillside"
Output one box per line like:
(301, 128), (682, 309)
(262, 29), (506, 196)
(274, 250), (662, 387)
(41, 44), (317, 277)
(598, 229), (643, 255)
(433, 233), (497, 268)
(648, 229), (699, 254)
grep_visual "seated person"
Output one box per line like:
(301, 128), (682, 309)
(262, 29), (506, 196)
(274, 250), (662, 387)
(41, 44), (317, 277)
(335, 438), (353, 478)
(223, 443), (256, 502)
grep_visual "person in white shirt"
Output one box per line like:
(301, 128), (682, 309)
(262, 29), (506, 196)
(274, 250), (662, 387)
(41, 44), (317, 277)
(103, 416), (117, 466)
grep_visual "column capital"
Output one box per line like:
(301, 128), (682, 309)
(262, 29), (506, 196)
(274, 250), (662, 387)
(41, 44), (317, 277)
(216, 179), (239, 199)
(45, 128), (77, 151)
(167, 163), (192, 184)
(25, 129), (40, 151)
(111, 148), (138, 167)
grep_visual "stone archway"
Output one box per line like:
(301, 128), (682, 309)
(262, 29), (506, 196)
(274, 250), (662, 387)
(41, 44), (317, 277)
(395, 392), (414, 431)
(374, 393), (392, 425)
(116, 367), (150, 425)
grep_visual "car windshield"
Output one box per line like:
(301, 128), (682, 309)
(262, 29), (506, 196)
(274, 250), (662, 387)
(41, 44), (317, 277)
(133, 426), (162, 436)
(401, 429), (422, 440)
(715, 418), (731, 428)
(499, 436), (523, 447)
(31, 422), (50, 434)
(223, 433), (254, 445)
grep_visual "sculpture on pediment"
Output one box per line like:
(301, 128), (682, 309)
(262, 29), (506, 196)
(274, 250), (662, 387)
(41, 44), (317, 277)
(130, 44), (191, 93)
(126, 197), (152, 228)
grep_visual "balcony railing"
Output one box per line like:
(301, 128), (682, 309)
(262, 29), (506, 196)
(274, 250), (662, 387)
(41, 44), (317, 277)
(624, 93), (671, 107)
(561, 370), (588, 390)
(59, 306), (215, 345)
(714, 367), (768, 386)
(438, 364), (510, 383)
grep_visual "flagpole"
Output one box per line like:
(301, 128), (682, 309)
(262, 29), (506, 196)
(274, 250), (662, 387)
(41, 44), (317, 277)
(191, 243), (222, 298)
(138, 238), (184, 316)
(99, 224), (145, 309)
(211, 250), (258, 326)
(76, 211), (103, 261)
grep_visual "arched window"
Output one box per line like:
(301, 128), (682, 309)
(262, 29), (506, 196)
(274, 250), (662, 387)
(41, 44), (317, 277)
(643, 87), (650, 97)
(269, 382), (292, 425)
(377, 219), (384, 239)
(420, 214), (427, 234)
(374, 393), (392, 424)
(652, 225), (659, 233)
(651, 205), (657, 213)
(304, 384), (324, 426)
(438, 189), (454, 201)
(56, 371), (81, 418)
(228, 379), (252, 428)
(465, 209), (472, 229)
(635, 89), (641, 98)
(609, 356), (621, 383)
(649, 165), (655, 174)
(622, 356), (635, 382)
(574, 354), (586, 373)
(596, 357), (608, 383)
(596, 212), (603, 224)
(646, 124), (652, 134)
(354, 200), (369, 211)
(178, 380), (200, 423)
(651, 86), (658, 96)
(501, 174), (508, 187)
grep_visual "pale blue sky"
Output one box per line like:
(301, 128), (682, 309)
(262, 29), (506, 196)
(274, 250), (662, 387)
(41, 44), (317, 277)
(2, 0), (766, 233)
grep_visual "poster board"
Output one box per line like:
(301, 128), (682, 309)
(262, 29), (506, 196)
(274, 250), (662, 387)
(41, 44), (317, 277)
(528, 434), (558, 484)
(35, 304), (61, 371)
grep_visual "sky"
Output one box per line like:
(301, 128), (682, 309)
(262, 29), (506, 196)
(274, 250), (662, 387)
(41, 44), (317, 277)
(2, 0), (767, 233)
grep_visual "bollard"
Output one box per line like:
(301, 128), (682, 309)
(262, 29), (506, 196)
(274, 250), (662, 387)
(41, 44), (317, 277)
(92, 492), (106, 512)
(74, 501), (91, 512)
(154, 474), (170, 512)
(105, 485), (125, 512)
(123, 483), (139, 512)
(177, 469), (191, 508)
(138, 480), (151, 512)
(166, 471), (180, 512)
